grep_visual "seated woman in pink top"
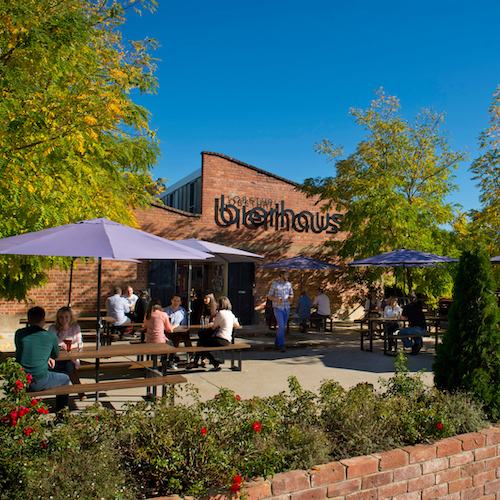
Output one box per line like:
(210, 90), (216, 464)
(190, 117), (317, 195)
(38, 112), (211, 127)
(143, 299), (177, 369)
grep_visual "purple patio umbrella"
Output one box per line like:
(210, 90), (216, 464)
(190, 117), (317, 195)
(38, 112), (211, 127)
(0, 218), (212, 348)
(175, 238), (263, 263)
(349, 248), (458, 302)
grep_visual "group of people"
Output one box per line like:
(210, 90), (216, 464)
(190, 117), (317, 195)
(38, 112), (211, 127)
(267, 271), (331, 351)
(14, 286), (241, 414)
(364, 289), (426, 355)
(15, 305), (85, 413)
(141, 292), (239, 371)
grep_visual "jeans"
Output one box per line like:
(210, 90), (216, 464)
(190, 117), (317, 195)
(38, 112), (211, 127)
(398, 326), (426, 348)
(29, 371), (71, 412)
(273, 308), (290, 349)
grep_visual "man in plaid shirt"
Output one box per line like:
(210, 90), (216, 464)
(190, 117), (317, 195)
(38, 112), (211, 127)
(267, 271), (294, 352)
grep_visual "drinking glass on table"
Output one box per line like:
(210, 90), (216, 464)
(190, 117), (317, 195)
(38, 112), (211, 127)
(63, 338), (72, 352)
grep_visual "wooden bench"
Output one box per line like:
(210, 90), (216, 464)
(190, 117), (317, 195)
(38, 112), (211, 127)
(174, 343), (251, 371)
(383, 332), (441, 356)
(28, 374), (187, 401)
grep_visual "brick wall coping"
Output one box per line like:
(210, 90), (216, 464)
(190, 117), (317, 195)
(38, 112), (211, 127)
(152, 426), (500, 500)
(202, 151), (297, 187)
(148, 203), (202, 218)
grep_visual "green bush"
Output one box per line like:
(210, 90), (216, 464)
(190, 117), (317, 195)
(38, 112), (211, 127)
(434, 246), (500, 419)
(0, 356), (490, 499)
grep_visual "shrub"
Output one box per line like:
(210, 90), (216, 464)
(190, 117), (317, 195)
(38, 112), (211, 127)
(0, 357), (490, 499)
(433, 246), (500, 420)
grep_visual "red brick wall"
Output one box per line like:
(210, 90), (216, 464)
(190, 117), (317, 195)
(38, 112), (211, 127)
(155, 427), (500, 500)
(0, 151), (355, 320)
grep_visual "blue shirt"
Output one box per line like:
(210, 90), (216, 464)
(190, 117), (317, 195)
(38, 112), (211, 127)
(296, 295), (312, 320)
(163, 305), (187, 326)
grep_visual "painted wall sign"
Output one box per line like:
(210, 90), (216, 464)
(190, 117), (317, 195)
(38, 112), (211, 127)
(215, 195), (341, 233)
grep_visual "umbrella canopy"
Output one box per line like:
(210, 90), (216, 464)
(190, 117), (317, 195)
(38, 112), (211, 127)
(348, 248), (458, 267)
(0, 218), (212, 352)
(174, 238), (263, 263)
(491, 256), (500, 263)
(348, 248), (458, 303)
(0, 218), (212, 261)
(261, 255), (340, 270)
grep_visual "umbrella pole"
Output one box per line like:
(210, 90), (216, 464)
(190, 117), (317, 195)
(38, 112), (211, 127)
(187, 261), (192, 327)
(403, 265), (406, 305)
(95, 257), (102, 402)
(68, 258), (74, 308)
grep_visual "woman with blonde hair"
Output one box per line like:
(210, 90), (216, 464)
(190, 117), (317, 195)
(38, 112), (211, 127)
(48, 306), (85, 400)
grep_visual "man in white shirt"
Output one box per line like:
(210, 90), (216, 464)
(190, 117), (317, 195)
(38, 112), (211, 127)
(106, 287), (131, 326)
(310, 288), (331, 330)
(122, 285), (138, 320)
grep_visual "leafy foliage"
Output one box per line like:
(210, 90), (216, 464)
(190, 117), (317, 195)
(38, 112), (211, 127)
(470, 85), (500, 254)
(0, 361), (489, 498)
(433, 246), (500, 419)
(0, 0), (161, 300)
(298, 89), (466, 301)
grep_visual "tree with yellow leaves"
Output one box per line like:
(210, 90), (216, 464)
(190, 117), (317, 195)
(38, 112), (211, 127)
(0, 0), (161, 300)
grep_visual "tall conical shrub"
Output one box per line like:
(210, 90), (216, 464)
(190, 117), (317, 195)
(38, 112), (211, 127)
(433, 247), (500, 420)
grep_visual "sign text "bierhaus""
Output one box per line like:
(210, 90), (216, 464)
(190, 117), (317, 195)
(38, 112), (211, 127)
(215, 195), (341, 233)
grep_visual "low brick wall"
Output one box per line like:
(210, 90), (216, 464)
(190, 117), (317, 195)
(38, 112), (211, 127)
(155, 427), (500, 500)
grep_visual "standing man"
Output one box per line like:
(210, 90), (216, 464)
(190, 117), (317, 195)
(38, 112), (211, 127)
(398, 293), (427, 355)
(106, 287), (131, 326)
(267, 271), (294, 352)
(15, 307), (70, 413)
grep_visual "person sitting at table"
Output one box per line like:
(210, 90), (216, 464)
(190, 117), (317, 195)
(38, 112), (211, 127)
(192, 292), (219, 367)
(194, 296), (240, 371)
(134, 289), (150, 324)
(396, 293), (427, 355)
(364, 289), (381, 318)
(48, 306), (85, 400)
(310, 288), (331, 329)
(382, 296), (402, 344)
(143, 298), (177, 370)
(163, 294), (187, 328)
(15, 306), (70, 413)
(106, 287), (131, 326)
(122, 285), (139, 319)
(290, 290), (312, 333)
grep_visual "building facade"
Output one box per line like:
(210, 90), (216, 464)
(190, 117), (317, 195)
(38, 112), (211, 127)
(0, 152), (353, 331)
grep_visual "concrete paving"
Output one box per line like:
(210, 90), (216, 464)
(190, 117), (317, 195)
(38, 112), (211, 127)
(42, 321), (437, 413)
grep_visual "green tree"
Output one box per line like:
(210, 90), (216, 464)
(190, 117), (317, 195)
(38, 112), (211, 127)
(470, 85), (500, 255)
(433, 247), (500, 420)
(299, 89), (467, 300)
(0, 0), (161, 300)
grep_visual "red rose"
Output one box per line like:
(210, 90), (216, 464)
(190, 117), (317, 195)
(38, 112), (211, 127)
(252, 422), (262, 432)
(233, 475), (242, 484)
(37, 407), (49, 415)
(15, 380), (24, 391)
(201, 427), (207, 435)
(41, 439), (48, 449)
(230, 483), (240, 493)
(435, 422), (444, 430)
(235, 395), (241, 401)
(24, 427), (34, 436)
(10, 410), (19, 420)
(26, 374), (33, 384)
(30, 399), (39, 407)
(10, 419), (18, 427)
(18, 407), (30, 417)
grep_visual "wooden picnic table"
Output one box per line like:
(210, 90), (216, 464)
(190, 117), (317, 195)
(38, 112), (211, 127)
(356, 316), (445, 352)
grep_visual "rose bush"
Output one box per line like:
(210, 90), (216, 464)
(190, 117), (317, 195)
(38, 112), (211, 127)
(0, 352), (490, 499)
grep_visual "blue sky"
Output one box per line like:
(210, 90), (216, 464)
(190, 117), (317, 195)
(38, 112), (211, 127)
(123, 0), (500, 213)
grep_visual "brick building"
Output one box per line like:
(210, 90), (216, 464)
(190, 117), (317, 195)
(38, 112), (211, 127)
(0, 151), (352, 331)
